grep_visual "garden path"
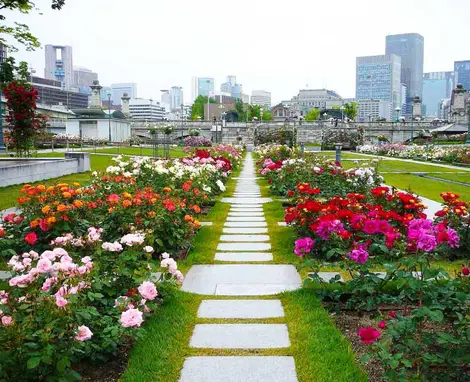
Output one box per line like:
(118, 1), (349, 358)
(180, 152), (301, 381)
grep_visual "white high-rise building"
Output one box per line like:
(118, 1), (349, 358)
(358, 99), (391, 121)
(169, 86), (183, 111)
(111, 83), (137, 105)
(251, 90), (271, 108)
(44, 45), (74, 89)
(129, 98), (165, 121)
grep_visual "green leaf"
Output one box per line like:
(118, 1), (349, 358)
(27, 357), (41, 369)
(56, 357), (70, 373)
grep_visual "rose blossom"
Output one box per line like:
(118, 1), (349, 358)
(363, 220), (379, 235)
(1, 316), (13, 326)
(55, 296), (68, 308)
(101, 241), (123, 252)
(138, 281), (158, 301)
(143, 246), (154, 253)
(347, 247), (369, 264)
(75, 325), (93, 341)
(378, 320), (387, 329)
(120, 308), (144, 327)
(358, 327), (381, 344)
(294, 237), (315, 257)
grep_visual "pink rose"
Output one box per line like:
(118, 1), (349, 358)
(358, 327), (381, 344)
(37, 258), (52, 273)
(55, 296), (68, 308)
(81, 256), (92, 264)
(138, 281), (158, 301)
(120, 308), (144, 327)
(75, 325), (93, 341)
(1, 316), (13, 326)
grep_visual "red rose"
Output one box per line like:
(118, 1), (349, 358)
(378, 320), (386, 329)
(462, 265), (470, 276)
(358, 327), (381, 344)
(24, 232), (38, 246)
(389, 311), (397, 319)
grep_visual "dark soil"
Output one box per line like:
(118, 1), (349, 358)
(331, 311), (385, 382)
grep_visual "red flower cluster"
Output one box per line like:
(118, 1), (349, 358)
(195, 149), (210, 159)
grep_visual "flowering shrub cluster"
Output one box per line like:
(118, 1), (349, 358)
(0, 144), (242, 379)
(183, 136), (212, 147)
(357, 143), (470, 164)
(257, 144), (470, 380)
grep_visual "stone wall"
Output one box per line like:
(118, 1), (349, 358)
(0, 153), (91, 187)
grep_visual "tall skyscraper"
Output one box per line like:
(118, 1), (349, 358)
(73, 66), (98, 94)
(197, 77), (215, 97)
(0, 44), (6, 63)
(422, 72), (454, 117)
(44, 45), (74, 89)
(110, 83), (137, 105)
(251, 90), (272, 108)
(385, 33), (424, 115)
(220, 75), (243, 98)
(356, 54), (402, 120)
(454, 60), (470, 91)
(169, 86), (183, 111)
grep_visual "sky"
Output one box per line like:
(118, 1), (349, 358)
(3, 0), (470, 104)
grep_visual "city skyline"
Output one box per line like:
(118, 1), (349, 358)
(3, 0), (470, 104)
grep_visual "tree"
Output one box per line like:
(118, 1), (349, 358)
(190, 95), (215, 120)
(1, 1), (66, 51)
(343, 102), (358, 120)
(262, 111), (273, 121)
(235, 98), (246, 121)
(305, 108), (320, 121)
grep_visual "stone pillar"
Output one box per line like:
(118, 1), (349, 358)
(412, 96), (422, 119)
(451, 84), (467, 124)
(121, 92), (131, 117)
(65, 152), (90, 173)
(89, 80), (103, 108)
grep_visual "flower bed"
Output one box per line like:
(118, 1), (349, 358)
(357, 143), (470, 165)
(0, 144), (242, 380)
(256, 144), (470, 380)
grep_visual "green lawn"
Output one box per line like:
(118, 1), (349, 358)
(0, 154), (115, 211)
(82, 146), (187, 158)
(424, 172), (470, 185)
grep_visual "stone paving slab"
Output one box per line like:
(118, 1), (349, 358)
(222, 198), (272, 204)
(228, 212), (264, 217)
(229, 204), (263, 209)
(0, 271), (11, 280)
(227, 216), (266, 222)
(233, 177), (260, 180)
(215, 284), (300, 296)
(199, 222), (213, 227)
(223, 227), (268, 234)
(278, 222), (287, 227)
(197, 300), (284, 319)
(217, 242), (271, 251)
(190, 324), (290, 349)
(179, 356), (298, 382)
(309, 272), (344, 282)
(219, 235), (270, 242)
(215, 252), (273, 262)
(224, 222), (267, 227)
(230, 208), (263, 213)
(181, 265), (301, 295)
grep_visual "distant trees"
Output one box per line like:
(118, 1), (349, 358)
(305, 108), (320, 121)
(343, 102), (358, 120)
(190, 96), (215, 120)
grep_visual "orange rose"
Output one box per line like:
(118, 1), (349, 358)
(148, 211), (156, 217)
(62, 191), (72, 198)
(41, 205), (51, 214)
(17, 197), (27, 204)
(30, 219), (40, 228)
(37, 185), (46, 192)
(163, 187), (172, 193)
(47, 217), (57, 225)
(57, 204), (66, 212)
(73, 182), (80, 187)
(193, 220), (201, 228)
(57, 183), (68, 188)
(73, 200), (84, 208)
(122, 200), (132, 208)
(123, 192), (132, 199)
(193, 205), (201, 214)
(184, 214), (194, 222)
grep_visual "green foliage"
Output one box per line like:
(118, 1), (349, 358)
(234, 98), (247, 121)
(254, 126), (297, 147)
(305, 108), (320, 121)
(343, 102), (358, 120)
(321, 127), (364, 149)
(190, 96), (215, 120)
(0, 1), (66, 51)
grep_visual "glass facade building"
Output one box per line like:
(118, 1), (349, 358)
(356, 54), (402, 120)
(385, 33), (424, 115)
(454, 60), (470, 91)
(197, 77), (215, 97)
(422, 72), (454, 117)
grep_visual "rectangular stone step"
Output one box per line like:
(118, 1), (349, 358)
(190, 324), (290, 349)
(228, 204), (263, 209)
(225, 222), (267, 227)
(227, 217), (266, 222)
(180, 356), (298, 382)
(197, 300), (284, 318)
(223, 227), (268, 234)
(219, 235), (270, 242)
(215, 252), (273, 262)
(222, 198), (272, 204)
(217, 242), (271, 251)
(230, 208), (263, 212)
(229, 212), (264, 217)
(215, 283), (300, 296)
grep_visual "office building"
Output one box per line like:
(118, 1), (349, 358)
(356, 54), (402, 120)
(169, 86), (183, 111)
(241, 93), (250, 104)
(251, 90), (271, 108)
(197, 77), (215, 97)
(73, 66), (98, 93)
(44, 45), (74, 89)
(294, 88), (343, 116)
(111, 83), (137, 105)
(358, 99), (391, 121)
(0, 44), (6, 63)
(191, 76), (198, 102)
(129, 98), (165, 121)
(422, 72), (454, 117)
(220, 75), (244, 99)
(385, 33), (424, 115)
(29, 76), (88, 109)
(454, 60), (470, 91)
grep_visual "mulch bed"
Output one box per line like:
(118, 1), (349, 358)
(330, 311), (384, 382)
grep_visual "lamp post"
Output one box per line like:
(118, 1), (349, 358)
(368, 113), (372, 127)
(335, 143), (343, 164)
(180, 103), (184, 145)
(340, 105), (345, 121)
(0, 89), (4, 152)
(467, 101), (470, 144)
(395, 107), (401, 126)
(107, 92), (112, 144)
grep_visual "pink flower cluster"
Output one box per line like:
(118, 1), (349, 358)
(102, 241), (124, 252)
(120, 233), (145, 247)
(294, 237), (315, 257)
(316, 220), (345, 240)
(347, 246), (369, 264)
(407, 219), (459, 252)
(160, 253), (184, 283)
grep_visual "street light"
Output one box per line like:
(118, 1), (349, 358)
(334, 143), (343, 164)
(340, 105), (345, 121)
(395, 107), (401, 124)
(107, 92), (112, 143)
